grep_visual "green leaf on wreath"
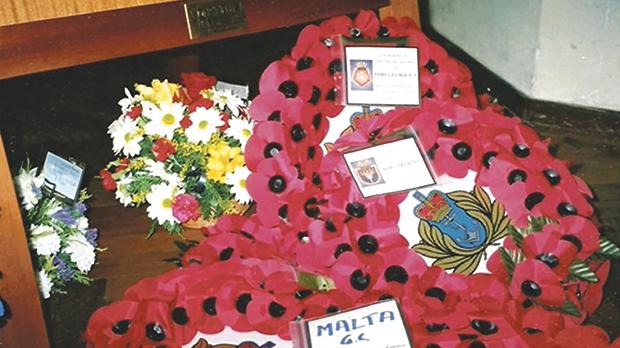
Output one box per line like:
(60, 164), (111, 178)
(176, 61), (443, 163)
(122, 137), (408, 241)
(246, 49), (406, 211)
(569, 260), (599, 283)
(506, 225), (524, 249)
(557, 300), (581, 317)
(597, 236), (620, 259)
(297, 271), (335, 292)
(499, 247), (515, 279)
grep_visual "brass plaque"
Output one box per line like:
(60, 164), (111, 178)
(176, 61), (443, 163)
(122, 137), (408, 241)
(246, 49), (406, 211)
(184, 0), (247, 40)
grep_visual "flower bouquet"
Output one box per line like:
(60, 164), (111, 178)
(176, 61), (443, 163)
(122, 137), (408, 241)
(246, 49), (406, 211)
(14, 166), (100, 299)
(100, 73), (254, 236)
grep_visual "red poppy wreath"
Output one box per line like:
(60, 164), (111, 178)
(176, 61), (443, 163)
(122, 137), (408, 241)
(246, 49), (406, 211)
(86, 10), (620, 348)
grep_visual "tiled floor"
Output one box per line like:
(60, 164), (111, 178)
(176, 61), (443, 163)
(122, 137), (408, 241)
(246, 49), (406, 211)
(1, 22), (618, 347)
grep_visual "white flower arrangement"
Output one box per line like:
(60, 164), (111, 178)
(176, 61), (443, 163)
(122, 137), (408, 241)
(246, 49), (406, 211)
(14, 165), (101, 299)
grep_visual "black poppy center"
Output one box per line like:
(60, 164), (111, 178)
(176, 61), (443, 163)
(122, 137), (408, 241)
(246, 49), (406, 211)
(267, 111), (281, 121)
(438, 119), (457, 134)
(295, 289), (313, 299)
(543, 169), (561, 185)
(471, 319), (499, 335)
(521, 280), (542, 297)
(557, 202), (577, 216)
(171, 307), (189, 325)
(536, 253), (559, 269)
(304, 198), (320, 218)
(112, 319), (131, 335)
(560, 234), (583, 252)
(296, 56), (313, 71)
(145, 322), (166, 342)
(425, 59), (438, 74)
(357, 235), (379, 254)
(482, 151), (497, 168)
(236, 293), (252, 314)
(334, 243), (352, 258)
(346, 202), (367, 218)
(268, 175), (286, 193)
(426, 323), (449, 332)
(512, 144), (530, 158)
(425, 287), (447, 302)
(291, 124), (306, 142)
(312, 113), (322, 130)
(202, 297), (217, 315)
(263, 142), (282, 158)
(278, 80), (299, 98)
(309, 87), (321, 105)
(524, 192), (545, 210)
(329, 59), (343, 75)
(350, 27), (362, 38)
(452, 142), (472, 161)
(508, 169), (527, 184)
(384, 265), (409, 284)
(349, 269), (371, 291)
(219, 247), (234, 261)
(278, 204), (288, 219)
(268, 301), (287, 318)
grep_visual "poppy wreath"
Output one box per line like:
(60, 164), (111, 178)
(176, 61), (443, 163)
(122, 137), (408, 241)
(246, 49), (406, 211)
(86, 10), (620, 348)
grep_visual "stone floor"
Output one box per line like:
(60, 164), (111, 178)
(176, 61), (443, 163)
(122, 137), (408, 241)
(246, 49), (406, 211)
(1, 22), (618, 347)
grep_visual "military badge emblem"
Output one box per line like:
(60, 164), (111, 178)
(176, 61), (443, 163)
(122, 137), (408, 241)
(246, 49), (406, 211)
(350, 60), (373, 90)
(411, 186), (510, 275)
(350, 158), (385, 187)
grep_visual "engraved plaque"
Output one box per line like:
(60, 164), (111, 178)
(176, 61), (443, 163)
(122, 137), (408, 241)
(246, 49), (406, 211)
(184, 0), (247, 40)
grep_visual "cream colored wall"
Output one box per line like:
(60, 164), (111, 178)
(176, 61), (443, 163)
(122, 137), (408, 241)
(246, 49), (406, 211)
(428, 0), (620, 112)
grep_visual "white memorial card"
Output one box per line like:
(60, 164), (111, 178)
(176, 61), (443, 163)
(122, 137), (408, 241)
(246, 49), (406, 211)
(344, 46), (419, 106)
(343, 137), (435, 198)
(301, 300), (412, 348)
(41, 152), (84, 201)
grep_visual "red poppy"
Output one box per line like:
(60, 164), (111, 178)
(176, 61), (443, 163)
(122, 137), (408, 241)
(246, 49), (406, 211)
(510, 259), (566, 307)
(244, 121), (288, 171)
(553, 325), (613, 348)
(522, 232), (578, 278)
(85, 300), (140, 347)
(381, 16), (419, 37)
(546, 215), (600, 260)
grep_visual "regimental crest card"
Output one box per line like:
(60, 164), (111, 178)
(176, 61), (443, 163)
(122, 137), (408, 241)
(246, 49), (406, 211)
(344, 46), (420, 106)
(343, 136), (435, 198)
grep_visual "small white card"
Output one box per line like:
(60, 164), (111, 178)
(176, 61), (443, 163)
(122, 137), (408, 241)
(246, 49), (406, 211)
(41, 152), (84, 201)
(344, 46), (419, 106)
(343, 137), (435, 198)
(303, 300), (412, 348)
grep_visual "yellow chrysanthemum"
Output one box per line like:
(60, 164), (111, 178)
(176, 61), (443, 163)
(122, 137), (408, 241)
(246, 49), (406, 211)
(206, 143), (245, 183)
(135, 79), (180, 104)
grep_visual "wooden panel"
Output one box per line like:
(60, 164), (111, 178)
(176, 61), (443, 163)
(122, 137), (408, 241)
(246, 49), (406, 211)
(0, 133), (50, 347)
(0, 0), (176, 26)
(0, 0), (389, 80)
(380, 0), (420, 25)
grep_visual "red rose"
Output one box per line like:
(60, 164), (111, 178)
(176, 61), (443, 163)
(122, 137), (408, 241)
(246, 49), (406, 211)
(152, 138), (176, 162)
(125, 105), (142, 120)
(99, 169), (116, 191)
(172, 193), (201, 223)
(181, 72), (217, 99)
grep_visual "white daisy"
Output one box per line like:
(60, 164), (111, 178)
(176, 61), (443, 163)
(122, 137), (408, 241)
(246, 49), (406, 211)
(212, 89), (243, 116)
(30, 224), (61, 256)
(115, 175), (134, 207)
(142, 101), (186, 140)
(37, 269), (53, 299)
(225, 166), (252, 204)
(144, 159), (182, 187)
(65, 234), (96, 272)
(108, 116), (143, 157)
(225, 117), (254, 149)
(14, 168), (44, 210)
(118, 87), (142, 114)
(76, 216), (89, 231)
(185, 106), (224, 143)
(146, 183), (181, 225)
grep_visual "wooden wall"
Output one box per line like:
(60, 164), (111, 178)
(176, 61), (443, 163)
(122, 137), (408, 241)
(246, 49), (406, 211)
(0, 0), (175, 25)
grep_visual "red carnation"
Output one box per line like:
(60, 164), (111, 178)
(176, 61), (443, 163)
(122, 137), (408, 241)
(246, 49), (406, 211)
(99, 168), (116, 191)
(152, 138), (176, 162)
(172, 193), (201, 223)
(180, 115), (192, 129)
(114, 158), (130, 173)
